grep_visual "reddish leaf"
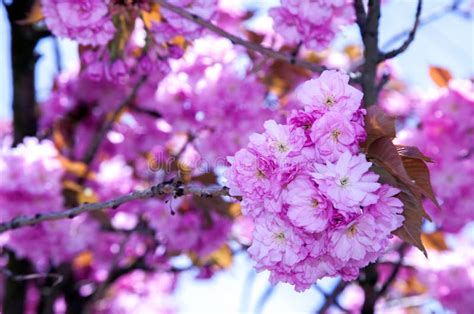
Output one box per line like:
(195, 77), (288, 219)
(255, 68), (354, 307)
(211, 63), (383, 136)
(402, 156), (439, 209)
(396, 145), (433, 162)
(369, 138), (431, 221)
(244, 30), (265, 45)
(393, 190), (428, 256)
(368, 137), (410, 180)
(363, 106), (396, 149)
(429, 66), (452, 87)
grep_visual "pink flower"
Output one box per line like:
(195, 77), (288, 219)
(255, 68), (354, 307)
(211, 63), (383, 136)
(269, 1), (354, 51)
(225, 72), (404, 291)
(367, 185), (404, 232)
(328, 213), (381, 264)
(249, 214), (308, 268)
(160, 0), (218, 40)
(311, 112), (360, 162)
(297, 70), (362, 116)
(284, 175), (331, 233)
(249, 120), (306, 163)
(41, 0), (115, 46)
(312, 152), (380, 213)
(225, 148), (279, 202)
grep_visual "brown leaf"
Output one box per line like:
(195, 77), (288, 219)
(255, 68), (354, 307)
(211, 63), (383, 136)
(142, 3), (161, 29)
(73, 251), (94, 269)
(363, 106), (396, 150)
(208, 244), (233, 269)
(369, 138), (432, 221)
(421, 231), (448, 251)
(393, 190), (428, 256)
(396, 145), (433, 162)
(193, 173), (218, 185)
(368, 137), (410, 180)
(261, 59), (311, 97)
(192, 195), (233, 218)
(343, 44), (362, 61)
(402, 156), (439, 209)
(58, 156), (94, 179)
(371, 165), (429, 255)
(429, 66), (452, 88)
(398, 276), (428, 295)
(370, 163), (398, 187)
(244, 30), (265, 45)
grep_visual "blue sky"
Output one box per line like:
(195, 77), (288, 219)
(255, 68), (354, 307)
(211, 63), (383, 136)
(0, 1), (473, 313)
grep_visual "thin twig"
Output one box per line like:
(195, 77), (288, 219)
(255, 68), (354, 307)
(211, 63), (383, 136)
(317, 279), (350, 313)
(376, 243), (408, 299)
(0, 182), (232, 234)
(81, 76), (147, 167)
(84, 236), (130, 314)
(314, 283), (349, 313)
(379, 0), (423, 61)
(1, 268), (63, 286)
(155, 0), (328, 74)
(382, 0), (463, 51)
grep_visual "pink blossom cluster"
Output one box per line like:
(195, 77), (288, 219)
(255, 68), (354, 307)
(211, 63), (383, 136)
(408, 242), (474, 314)
(225, 70), (404, 291)
(156, 36), (274, 163)
(396, 80), (474, 232)
(41, 0), (116, 46)
(39, 71), (170, 164)
(94, 270), (176, 314)
(0, 138), (97, 270)
(269, 0), (355, 51)
(152, 0), (218, 42)
(147, 196), (232, 258)
(80, 19), (172, 85)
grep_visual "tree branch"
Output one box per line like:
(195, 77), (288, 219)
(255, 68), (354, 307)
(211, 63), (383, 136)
(354, 0), (367, 35)
(314, 281), (349, 313)
(155, 0), (328, 74)
(0, 181), (232, 234)
(382, 0), (463, 51)
(316, 279), (350, 313)
(81, 76), (147, 167)
(379, 0), (422, 61)
(359, 0), (382, 107)
(376, 243), (408, 299)
(359, 263), (379, 314)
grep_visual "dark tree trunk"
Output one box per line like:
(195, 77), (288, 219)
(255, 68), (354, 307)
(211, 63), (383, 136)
(2, 253), (31, 314)
(3, 1), (44, 312)
(6, 0), (41, 146)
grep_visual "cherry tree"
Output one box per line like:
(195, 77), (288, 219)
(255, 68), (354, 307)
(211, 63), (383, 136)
(1, 0), (473, 313)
